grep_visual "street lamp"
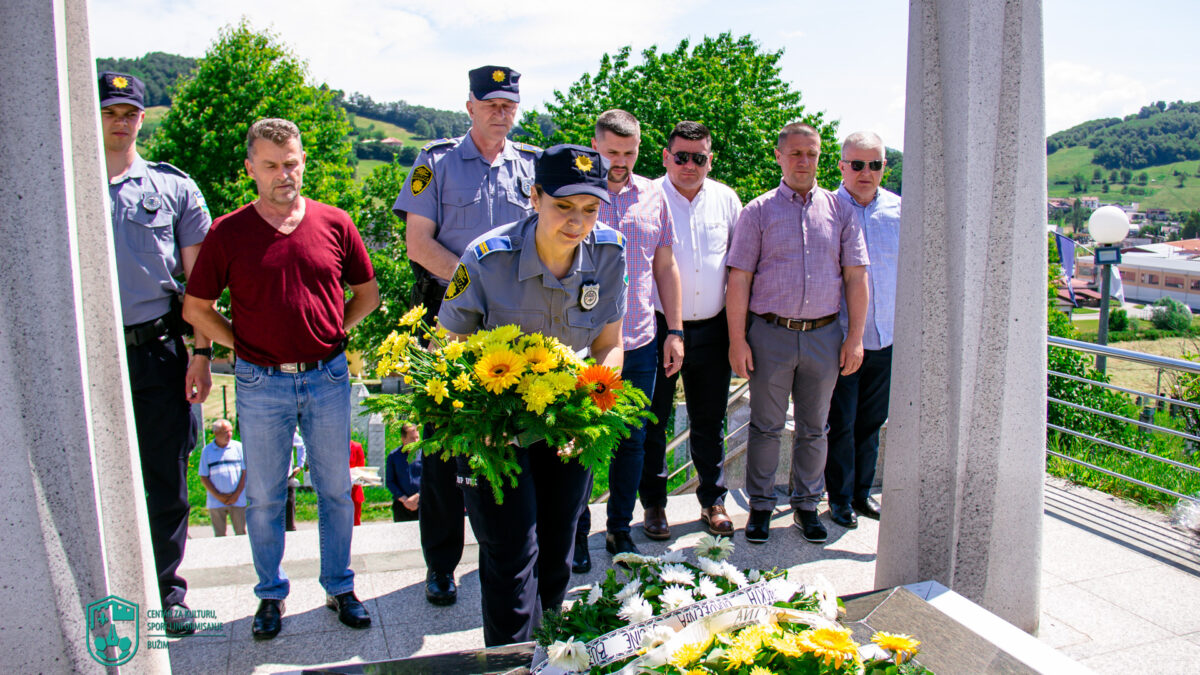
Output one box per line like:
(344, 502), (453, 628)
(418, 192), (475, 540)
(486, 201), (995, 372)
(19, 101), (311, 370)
(1088, 205), (1129, 372)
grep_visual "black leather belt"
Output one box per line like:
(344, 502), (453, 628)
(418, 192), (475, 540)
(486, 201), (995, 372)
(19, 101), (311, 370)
(758, 312), (838, 332)
(124, 316), (172, 348)
(262, 340), (347, 374)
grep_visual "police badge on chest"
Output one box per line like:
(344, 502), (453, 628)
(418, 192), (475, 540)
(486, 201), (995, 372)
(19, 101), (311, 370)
(579, 281), (599, 311)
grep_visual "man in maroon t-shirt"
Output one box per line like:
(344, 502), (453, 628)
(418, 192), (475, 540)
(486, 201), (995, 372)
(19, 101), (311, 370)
(183, 118), (380, 640)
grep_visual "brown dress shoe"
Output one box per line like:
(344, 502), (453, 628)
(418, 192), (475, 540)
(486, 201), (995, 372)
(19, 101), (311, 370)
(701, 504), (734, 536)
(642, 505), (671, 540)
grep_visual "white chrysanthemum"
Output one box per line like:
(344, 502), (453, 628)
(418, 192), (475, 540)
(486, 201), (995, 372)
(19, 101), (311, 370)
(617, 595), (653, 624)
(659, 548), (686, 564)
(615, 578), (643, 602)
(659, 563), (696, 587)
(546, 638), (590, 672)
(695, 533), (735, 561)
(812, 574), (840, 620)
(747, 569), (762, 583)
(658, 584), (696, 611)
(640, 625), (677, 650)
(697, 576), (723, 599)
(768, 577), (800, 604)
(719, 561), (748, 588)
(696, 555), (723, 577)
(585, 584), (603, 605)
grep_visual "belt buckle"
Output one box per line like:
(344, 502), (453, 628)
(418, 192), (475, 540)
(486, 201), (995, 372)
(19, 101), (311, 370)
(280, 363), (299, 374)
(785, 318), (802, 331)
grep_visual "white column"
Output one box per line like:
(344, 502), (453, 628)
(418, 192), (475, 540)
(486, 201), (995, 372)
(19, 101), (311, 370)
(874, 0), (1048, 633)
(0, 0), (168, 670)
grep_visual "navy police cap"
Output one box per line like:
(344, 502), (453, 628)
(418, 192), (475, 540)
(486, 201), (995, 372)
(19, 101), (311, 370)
(536, 144), (610, 203)
(469, 65), (520, 102)
(98, 71), (145, 110)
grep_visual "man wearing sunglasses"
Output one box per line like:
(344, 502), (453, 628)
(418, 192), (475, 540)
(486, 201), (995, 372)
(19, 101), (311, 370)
(726, 123), (869, 545)
(640, 121), (742, 542)
(824, 132), (899, 530)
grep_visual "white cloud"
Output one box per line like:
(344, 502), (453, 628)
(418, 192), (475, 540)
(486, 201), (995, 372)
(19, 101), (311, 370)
(1045, 60), (1174, 134)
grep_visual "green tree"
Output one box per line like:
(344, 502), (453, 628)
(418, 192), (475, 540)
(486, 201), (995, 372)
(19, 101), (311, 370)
(1138, 171), (1150, 186)
(1183, 211), (1200, 239)
(1178, 174), (1187, 188)
(1121, 168), (1133, 183)
(1071, 172), (1087, 192)
(514, 33), (838, 203)
(1151, 297), (1193, 332)
(148, 21), (357, 218)
(1092, 167), (1102, 181)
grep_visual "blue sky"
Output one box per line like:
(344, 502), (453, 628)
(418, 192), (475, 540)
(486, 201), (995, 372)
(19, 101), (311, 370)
(91, 1), (1200, 151)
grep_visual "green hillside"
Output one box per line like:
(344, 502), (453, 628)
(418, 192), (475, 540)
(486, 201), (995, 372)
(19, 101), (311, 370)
(1048, 146), (1200, 212)
(349, 114), (425, 143)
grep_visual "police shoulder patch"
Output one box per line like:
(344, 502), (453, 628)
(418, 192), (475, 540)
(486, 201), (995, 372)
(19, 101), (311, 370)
(149, 161), (191, 179)
(513, 141), (541, 154)
(410, 165), (433, 196)
(421, 138), (455, 153)
(473, 236), (513, 260)
(445, 263), (471, 301)
(593, 227), (625, 249)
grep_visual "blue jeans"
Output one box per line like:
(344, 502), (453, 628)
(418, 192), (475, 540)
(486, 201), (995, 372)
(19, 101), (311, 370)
(236, 353), (355, 600)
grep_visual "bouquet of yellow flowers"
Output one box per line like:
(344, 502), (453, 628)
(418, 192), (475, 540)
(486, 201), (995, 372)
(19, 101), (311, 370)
(362, 305), (653, 502)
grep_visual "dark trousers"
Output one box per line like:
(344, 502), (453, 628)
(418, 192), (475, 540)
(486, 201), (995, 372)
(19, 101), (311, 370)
(575, 339), (657, 538)
(285, 486), (297, 532)
(391, 499), (419, 522)
(415, 285), (465, 574)
(459, 443), (590, 646)
(126, 332), (197, 608)
(641, 311), (732, 509)
(825, 345), (893, 505)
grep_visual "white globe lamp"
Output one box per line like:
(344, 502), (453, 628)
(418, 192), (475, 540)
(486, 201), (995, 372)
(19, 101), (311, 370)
(1088, 205), (1130, 245)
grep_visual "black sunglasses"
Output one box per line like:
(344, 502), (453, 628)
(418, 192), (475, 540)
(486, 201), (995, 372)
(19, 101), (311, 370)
(845, 159), (884, 171)
(671, 151), (709, 167)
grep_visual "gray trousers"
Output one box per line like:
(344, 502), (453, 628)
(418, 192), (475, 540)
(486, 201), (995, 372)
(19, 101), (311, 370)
(209, 505), (247, 537)
(744, 315), (841, 511)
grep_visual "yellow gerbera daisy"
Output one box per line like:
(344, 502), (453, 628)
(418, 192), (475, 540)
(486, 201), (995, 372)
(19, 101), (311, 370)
(425, 378), (449, 404)
(452, 371), (473, 392)
(523, 345), (559, 373)
(799, 627), (859, 669)
(399, 305), (425, 327)
(871, 632), (921, 664)
(475, 348), (526, 393)
(667, 640), (708, 668)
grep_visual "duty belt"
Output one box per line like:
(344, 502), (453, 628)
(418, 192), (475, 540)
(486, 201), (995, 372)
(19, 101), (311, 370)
(124, 316), (172, 348)
(757, 312), (838, 332)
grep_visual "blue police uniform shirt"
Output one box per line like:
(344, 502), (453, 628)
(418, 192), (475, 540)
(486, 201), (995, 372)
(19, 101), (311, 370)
(437, 214), (628, 352)
(108, 153), (211, 325)
(391, 133), (539, 278)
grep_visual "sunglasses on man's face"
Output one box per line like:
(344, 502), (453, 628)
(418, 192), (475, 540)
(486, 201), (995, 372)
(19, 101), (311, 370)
(844, 159), (884, 172)
(671, 151), (709, 167)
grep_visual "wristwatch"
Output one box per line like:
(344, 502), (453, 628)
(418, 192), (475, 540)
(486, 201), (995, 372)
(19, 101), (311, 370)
(667, 329), (685, 338)
(192, 347), (214, 359)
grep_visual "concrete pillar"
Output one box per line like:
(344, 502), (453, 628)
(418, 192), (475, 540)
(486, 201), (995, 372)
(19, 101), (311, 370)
(0, 0), (168, 671)
(874, 0), (1047, 633)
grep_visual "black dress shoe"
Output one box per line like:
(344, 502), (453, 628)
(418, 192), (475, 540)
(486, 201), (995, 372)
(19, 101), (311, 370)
(426, 571), (457, 606)
(163, 603), (195, 636)
(794, 509), (828, 543)
(829, 502), (858, 529)
(853, 496), (881, 520)
(326, 591), (371, 629)
(572, 530), (592, 574)
(252, 599), (284, 640)
(744, 509), (772, 544)
(605, 531), (640, 558)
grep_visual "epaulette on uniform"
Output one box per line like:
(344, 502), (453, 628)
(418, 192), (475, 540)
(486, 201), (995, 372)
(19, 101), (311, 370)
(512, 141), (541, 154)
(473, 236), (513, 260)
(147, 160), (192, 179)
(592, 227), (625, 249)
(421, 138), (456, 153)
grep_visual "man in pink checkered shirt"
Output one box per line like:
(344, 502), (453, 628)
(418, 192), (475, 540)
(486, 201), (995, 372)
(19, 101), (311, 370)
(572, 109), (684, 571)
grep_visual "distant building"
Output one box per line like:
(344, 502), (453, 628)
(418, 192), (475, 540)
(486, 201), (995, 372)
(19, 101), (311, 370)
(1080, 196), (1100, 210)
(1048, 197), (1075, 218)
(380, 137), (405, 146)
(1147, 208), (1171, 221)
(1077, 239), (1200, 310)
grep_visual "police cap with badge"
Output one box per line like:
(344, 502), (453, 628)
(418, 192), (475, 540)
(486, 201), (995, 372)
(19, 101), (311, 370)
(468, 65), (521, 102)
(98, 71), (146, 110)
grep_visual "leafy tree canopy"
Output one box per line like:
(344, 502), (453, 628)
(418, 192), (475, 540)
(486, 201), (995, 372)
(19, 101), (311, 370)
(514, 33), (840, 203)
(1046, 100), (1200, 170)
(147, 20), (356, 218)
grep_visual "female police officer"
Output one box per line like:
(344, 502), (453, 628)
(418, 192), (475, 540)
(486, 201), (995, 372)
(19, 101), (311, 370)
(436, 144), (627, 646)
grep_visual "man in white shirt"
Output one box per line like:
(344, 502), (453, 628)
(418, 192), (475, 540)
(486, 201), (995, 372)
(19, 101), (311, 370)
(198, 419), (247, 536)
(640, 121), (743, 539)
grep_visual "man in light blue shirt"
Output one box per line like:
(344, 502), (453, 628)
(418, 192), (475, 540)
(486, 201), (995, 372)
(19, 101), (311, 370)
(825, 131), (901, 529)
(198, 419), (247, 536)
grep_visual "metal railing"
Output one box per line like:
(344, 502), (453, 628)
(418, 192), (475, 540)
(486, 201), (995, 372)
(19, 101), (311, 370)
(1047, 336), (1200, 502)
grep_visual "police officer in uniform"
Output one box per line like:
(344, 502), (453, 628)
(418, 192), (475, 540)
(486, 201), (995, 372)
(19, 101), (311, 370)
(392, 65), (539, 606)
(437, 144), (627, 646)
(99, 72), (214, 634)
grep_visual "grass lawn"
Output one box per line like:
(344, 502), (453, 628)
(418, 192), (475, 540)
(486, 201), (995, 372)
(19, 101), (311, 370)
(354, 158), (387, 183)
(350, 114), (425, 143)
(1047, 145), (1200, 211)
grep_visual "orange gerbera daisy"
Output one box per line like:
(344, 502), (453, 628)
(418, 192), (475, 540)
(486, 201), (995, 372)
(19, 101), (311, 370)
(576, 364), (623, 411)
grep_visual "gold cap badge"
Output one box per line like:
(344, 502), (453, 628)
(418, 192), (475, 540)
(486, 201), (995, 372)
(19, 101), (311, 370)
(492, 70), (505, 83)
(574, 155), (593, 173)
